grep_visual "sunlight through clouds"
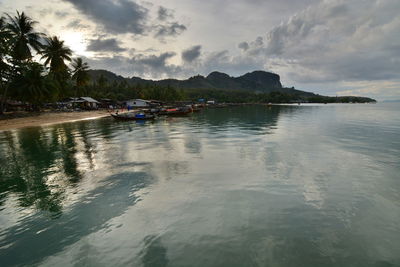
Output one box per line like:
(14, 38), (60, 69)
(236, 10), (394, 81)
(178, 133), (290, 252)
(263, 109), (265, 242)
(60, 31), (91, 57)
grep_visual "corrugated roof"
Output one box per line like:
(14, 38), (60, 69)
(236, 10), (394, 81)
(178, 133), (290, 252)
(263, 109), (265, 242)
(79, 97), (99, 103)
(128, 99), (150, 102)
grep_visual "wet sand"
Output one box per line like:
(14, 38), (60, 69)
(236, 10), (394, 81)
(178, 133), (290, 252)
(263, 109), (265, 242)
(0, 110), (111, 131)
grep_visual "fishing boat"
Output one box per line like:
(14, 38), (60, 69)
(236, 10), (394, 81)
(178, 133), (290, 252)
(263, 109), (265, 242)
(111, 112), (156, 121)
(158, 106), (193, 116)
(191, 104), (203, 112)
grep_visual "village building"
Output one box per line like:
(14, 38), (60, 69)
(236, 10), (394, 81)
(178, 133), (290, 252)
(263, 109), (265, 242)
(126, 99), (151, 108)
(66, 97), (100, 110)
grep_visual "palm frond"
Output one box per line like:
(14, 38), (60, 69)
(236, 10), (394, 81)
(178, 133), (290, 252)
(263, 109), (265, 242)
(5, 11), (44, 60)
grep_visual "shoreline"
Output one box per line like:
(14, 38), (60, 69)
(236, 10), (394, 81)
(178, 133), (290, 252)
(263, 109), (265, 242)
(0, 110), (111, 131)
(0, 102), (381, 131)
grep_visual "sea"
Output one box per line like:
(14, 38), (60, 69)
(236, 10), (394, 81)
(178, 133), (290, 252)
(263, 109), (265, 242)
(0, 103), (399, 266)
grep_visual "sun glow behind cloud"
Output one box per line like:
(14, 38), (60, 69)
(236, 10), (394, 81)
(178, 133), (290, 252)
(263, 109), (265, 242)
(61, 31), (92, 57)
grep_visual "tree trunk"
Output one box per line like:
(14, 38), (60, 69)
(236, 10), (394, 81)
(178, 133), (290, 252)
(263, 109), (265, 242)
(0, 83), (9, 114)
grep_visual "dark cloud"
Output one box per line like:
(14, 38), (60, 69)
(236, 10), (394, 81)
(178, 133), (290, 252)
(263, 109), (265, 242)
(238, 42), (249, 51)
(131, 52), (176, 69)
(238, 37), (266, 56)
(96, 51), (181, 78)
(62, 0), (187, 38)
(63, 0), (149, 34)
(158, 6), (173, 21)
(66, 19), (90, 30)
(87, 38), (126, 52)
(87, 52), (182, 78)
(155, 22), (186, 39)
(154, 5), (187, 39)
(182, 45), (202, 62)
(199, 50), (265, 77)
(254, 36), (263, 46)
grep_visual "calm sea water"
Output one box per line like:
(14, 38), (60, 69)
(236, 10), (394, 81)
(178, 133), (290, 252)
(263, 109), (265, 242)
(0, 104), (399, 267)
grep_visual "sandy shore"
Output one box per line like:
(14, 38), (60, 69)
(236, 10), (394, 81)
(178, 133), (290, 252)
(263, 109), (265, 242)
(0, 110), (111, 131)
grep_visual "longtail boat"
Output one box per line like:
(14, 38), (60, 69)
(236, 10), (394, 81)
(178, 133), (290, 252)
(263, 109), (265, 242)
(111, 112), (156, 121)
(158, 106), (193, 116)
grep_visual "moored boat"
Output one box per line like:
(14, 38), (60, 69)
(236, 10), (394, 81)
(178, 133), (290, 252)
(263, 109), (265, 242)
(158, 106), (193, 116)
(111, 112), (156, 121)
(191, 104), (203, 112)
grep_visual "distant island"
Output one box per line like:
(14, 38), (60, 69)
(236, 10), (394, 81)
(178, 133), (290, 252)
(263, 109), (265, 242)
(88, 69), (376, 104)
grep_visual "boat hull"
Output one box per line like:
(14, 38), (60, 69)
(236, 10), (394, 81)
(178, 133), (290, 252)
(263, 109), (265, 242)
(111, 114), (156, 121)
(158, 107), (193, 116)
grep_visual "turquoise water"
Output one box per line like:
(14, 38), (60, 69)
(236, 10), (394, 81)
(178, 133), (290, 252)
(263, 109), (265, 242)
(0, 104), (399, 266)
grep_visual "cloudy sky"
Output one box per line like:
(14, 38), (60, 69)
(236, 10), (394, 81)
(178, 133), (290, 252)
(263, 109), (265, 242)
(1, 0), (399, 100)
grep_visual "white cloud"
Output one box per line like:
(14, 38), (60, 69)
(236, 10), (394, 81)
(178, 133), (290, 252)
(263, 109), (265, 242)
(240, 0), (400, 85)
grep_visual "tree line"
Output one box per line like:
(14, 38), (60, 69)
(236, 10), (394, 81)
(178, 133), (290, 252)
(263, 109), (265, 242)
(0, 11), (191, 112)
(0, 11), (93, 113)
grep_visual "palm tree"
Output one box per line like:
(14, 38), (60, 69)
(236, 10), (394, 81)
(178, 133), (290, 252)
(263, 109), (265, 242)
(71, 58), (90, 87)
(0, 16), (10, 55)
(10, 62), (57, 106)
(6, 11), (43, 61)
(40, 36), (72, 98)
(40, 36), (72, 73)
(71, 58), (90, 97)
(1, 12), (43, 114)
(0, 16), (11, 76)
(0, 16), (12, 114)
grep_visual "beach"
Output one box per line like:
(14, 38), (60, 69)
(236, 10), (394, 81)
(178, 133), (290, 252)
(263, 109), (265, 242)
(0, 110), (110, 131)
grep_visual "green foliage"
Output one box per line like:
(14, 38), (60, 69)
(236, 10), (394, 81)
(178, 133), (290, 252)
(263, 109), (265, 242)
(40, 36), (72, 73)
(97, 74), (108, 88)
(6, 11), (43, 61)
(71, 57), (90, 96)
(0, 16), (12, 82)
(10, 62), (57, 104)
(184, 88), (295, 103)
(183, 88), (375, 104)
(143, 85), (184, 102)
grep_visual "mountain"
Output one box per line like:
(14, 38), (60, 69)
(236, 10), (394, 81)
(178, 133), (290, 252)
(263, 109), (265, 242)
(88, 69), (127, 83)
(89, 69), (284, 93)
(87, 69), (376, 103)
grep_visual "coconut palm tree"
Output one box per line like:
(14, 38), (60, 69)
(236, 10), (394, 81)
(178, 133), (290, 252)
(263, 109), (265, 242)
(40, 36), (72, 73)
(0, 16), (12, 114)
(40, 36), (72, 98)
(0, 16), (10, 55)
(10, 62), (57, 106)
(71, 58), (90, 97)
(1, 12), (43, 114)
(6, 11), (43, 61)
(0, 16), (11, 76)
(71, 58), (90, 87)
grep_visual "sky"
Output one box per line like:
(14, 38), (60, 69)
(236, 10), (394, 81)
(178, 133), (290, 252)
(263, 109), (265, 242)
(1, 0), (399, 100)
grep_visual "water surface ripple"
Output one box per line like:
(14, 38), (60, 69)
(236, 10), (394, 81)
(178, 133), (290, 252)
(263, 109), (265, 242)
(0, 104), (399, 267)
